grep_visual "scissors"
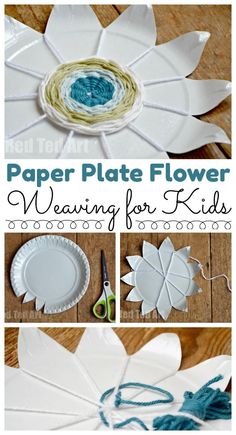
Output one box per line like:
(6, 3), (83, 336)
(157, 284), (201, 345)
(93, 250), (115, 323)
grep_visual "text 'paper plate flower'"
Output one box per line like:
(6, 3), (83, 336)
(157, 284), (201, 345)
(121, 237), (202, 320)
(5, 328), (231, 430)
(5, 5), (231, 158)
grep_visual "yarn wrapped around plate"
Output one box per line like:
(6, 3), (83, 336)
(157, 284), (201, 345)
(38, 58), (143, 135)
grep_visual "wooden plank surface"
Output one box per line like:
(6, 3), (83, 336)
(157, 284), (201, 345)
(5, 327), (231, 373)
(120, 233), (231, 323)
(5, 4), (231, 159)
(5, 233), (115, 323)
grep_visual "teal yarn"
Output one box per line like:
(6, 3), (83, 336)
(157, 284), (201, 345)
(99, 375), (231, 430)
(70, 76), (114, 107)
(99, 381), (174, 430)
(153, 375), (231, 431)
(153, 415), (199, 430)
(180, 375), (231, 421)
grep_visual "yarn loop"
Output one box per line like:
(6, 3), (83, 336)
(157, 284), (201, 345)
(99, 375), (231, 430)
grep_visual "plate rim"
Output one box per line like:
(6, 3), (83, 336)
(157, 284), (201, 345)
(10, 235), (90, 314)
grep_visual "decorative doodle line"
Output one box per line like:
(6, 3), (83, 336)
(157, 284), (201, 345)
(135, 220), (231, 231)
(6, 219), (104, 230)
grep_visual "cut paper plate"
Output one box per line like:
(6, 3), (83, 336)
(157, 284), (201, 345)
(5, 328), (231, 430)
(10, 235), (90, 314)
(121, 237), (202, 320)
(5, 5), (231, 159)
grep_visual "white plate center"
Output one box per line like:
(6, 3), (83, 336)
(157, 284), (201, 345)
(24, 248), (78, 299)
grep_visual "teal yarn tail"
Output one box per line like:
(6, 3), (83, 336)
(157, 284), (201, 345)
(99, 412), (149, 431)
(153, 415), (200, 431)
(180, 374), (231, 421)
(153, 374), (231, 431)
(99, 375), (231, 430)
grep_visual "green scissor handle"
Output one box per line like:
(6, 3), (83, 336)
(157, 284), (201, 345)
(93, 292), (107, 320)
(93, 282), (116, 323)
(106, 293), (116, 323)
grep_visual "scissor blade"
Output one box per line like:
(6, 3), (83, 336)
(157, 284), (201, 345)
(101, 250), (109, 282)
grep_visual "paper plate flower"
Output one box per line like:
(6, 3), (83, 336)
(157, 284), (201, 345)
(121, 237), (202, 320)
(5, 328), (231, 430)
(5, 5), (231, 158)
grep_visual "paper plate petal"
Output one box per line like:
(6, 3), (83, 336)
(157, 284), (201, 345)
(126, 287), (143, 302)
(74, 329), (128, 397)
(18, 328), (98, 403)
(142, 241), (163, 273)
(156, 285), (172, 320)
(121, 271), (135, 285)
(99, 5), (156, 65)
(126, 255), (142, 270)
(132, 31), (210, 81)
(121, 333), (181, 401)
(159, 237), (175, 254)
(23, 292), (35, 303)
(75, 328), (126, 357)
(171, 296), (188, 312)
(144, 79), (231, 116)
(143, 240), (158, 258)
(45, 5), (102, 61)
(5, 15), (40, 43)
(106, 126), (169, 159)
(159, 355), (231, 399)
(186, 280), (202, 296)
(159, 237), (175, 274)
(176, 246), (191, 260)
(5, 366), (94, 430)
(135, 355), (231, 411)
(132, 106), (230, 154)
(142, 300), (155, 315)
(188, 261), (201, 278)
(5, 14), (57, 73)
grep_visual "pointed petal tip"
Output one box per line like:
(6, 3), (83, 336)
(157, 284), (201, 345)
(126, 255), (141, 270)
(197, 31), (211, 42)
(126, 287), (143, 302)
(121, 271), (135, 285)
(226, 81), (232, 92)
(215, 128), (231, 144)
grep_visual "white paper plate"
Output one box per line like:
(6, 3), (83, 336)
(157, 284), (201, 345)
(10, 235), (90, 314)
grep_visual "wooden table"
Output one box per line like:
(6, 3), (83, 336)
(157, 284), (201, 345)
(120, 233), (231, 323)
(5, 4), (231, 159)
(5, 233), (115, 323)
(5, 327), (231, 372)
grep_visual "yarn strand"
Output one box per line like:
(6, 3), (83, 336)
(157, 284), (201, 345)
(190, 256), (232, 291)
(96, 28), (106, 57)
(5, 60), (44, 79)
(128, 46), (154, 68)
(144, 101), (189, 117)
(5, 93), (38, 102)
(143, 76), (185, 86)
(44, 34), (65, 63)
(57, 130), (74, 159)
(128, 123), (165, 152)
(6, 114), (47, 140)
(100, 132), (113, 159)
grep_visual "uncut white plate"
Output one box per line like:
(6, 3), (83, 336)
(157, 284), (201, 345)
(10, 235), (90, 314)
